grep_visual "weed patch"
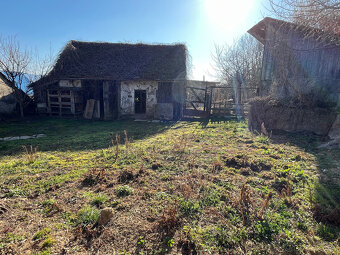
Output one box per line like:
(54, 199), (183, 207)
(76, 205), (100, 226)
(33, 228), (51, 241)
(0, 118), (339, 254)
(115, 185), (134, 197)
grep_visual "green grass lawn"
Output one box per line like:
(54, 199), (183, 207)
(0, 118), (339, 254)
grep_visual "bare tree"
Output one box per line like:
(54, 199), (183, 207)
(0, 36), (55, 118)
(0, 36), (31, 117)
(212, 34), (263, 118)
(27, 46), (55, 84)
(213, 34), (263, 95)
(268, 0), (340, 35)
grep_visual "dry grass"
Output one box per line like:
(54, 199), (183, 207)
(0, 118), (339, 254)
(22, 145), (38, 162)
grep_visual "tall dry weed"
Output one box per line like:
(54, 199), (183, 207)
(22, 145), (38, 162)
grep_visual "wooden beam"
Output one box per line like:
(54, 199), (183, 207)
(189, 101), (198, 111)
(189, 87), (204, 103)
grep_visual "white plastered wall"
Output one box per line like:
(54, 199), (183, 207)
(120, 80), (158, 118)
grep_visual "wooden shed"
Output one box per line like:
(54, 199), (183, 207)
(30, 41), (187, 120)
(248, 17), (340, 104)
(0, 73), (18, 118)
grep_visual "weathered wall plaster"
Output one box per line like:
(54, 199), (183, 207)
(0, 78), (17, 115)
(120, 81), (158, 118)
(59, 80), (82, 88)
(155, 103), (173, 120)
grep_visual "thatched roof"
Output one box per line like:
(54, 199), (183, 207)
(0, 72), (12, 87)
(248, 17), (340, 46)
(32, 41), (187, 87)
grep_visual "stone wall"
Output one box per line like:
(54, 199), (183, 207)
(248, 97), (337, 136)
(120, 80), (158, 118)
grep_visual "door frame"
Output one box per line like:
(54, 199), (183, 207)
(134, 89), (147, 114)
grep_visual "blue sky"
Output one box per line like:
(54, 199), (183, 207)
(0, 0), (266, 80)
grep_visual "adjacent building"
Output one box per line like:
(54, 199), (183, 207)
(0, 73), (18, 118)
(30, 41), (187, 120)
(248, 17), (340, 105)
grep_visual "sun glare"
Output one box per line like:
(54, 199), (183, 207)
(204, 0), (255, 34)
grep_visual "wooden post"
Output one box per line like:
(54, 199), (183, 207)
(58, 90), (61, 117)
(70, 91), (75, 116)
(208, 87), (213, 118)
(47, 90), (51, 116)
(203, 82), (207, 112)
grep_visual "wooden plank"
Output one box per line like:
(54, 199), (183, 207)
(185, 100), (205, 104)
(103, 82), (113, 120)
(47, 90), (51, 115)
(183, 109), (209, 118)
(93, 100), (100, 119)
(186, 86), (206, 91)
(84, 99), (95, 119)
(203, 85), (207, 111)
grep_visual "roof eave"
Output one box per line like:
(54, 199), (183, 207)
(247, 19), (268, 44)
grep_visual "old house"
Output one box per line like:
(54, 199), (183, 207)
(0, 73), (18, 118)
(30, 41), (187, 120)
(248, 17), (340, 105)
(247, 17), (340, 137)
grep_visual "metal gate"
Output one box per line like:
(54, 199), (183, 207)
(183, 81), (258, 119)
(183, 84), (212, 118)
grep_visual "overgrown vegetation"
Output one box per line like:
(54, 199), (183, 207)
(0, 118), (339, 254)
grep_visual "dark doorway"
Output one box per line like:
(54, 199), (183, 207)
(135, 90), (146, 114)
(103, 80), (119, 120)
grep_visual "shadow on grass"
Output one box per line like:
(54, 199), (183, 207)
(181, 115), (240, 128)
(0, 117), (171, 156)
(270, 130), (340, 240)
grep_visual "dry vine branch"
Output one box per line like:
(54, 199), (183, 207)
(267, 0), (340, 35)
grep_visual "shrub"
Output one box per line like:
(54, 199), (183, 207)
(317, 223), (338, 241)
(42, 199), (55, 207)
(179, 199), (201, 218)
(42, 199), (59, 215)
(200, 225), (246, 252)
(33, 228), (51, 241)
(117, 169), (134, 183)
(215, 226), (241, 250)
(115, 185), (134, 197)
(255, 135), (270, 144)
(159, 204), (179, 234)
(137, 236), (146, 246)
(199, 186), (222, 207)
(41, 236), (56, 249)
(280, 230), (304, 255)
(90, 193), (108, 207)
(254, 220), (280, 242)
(76, 205), (100, 225)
